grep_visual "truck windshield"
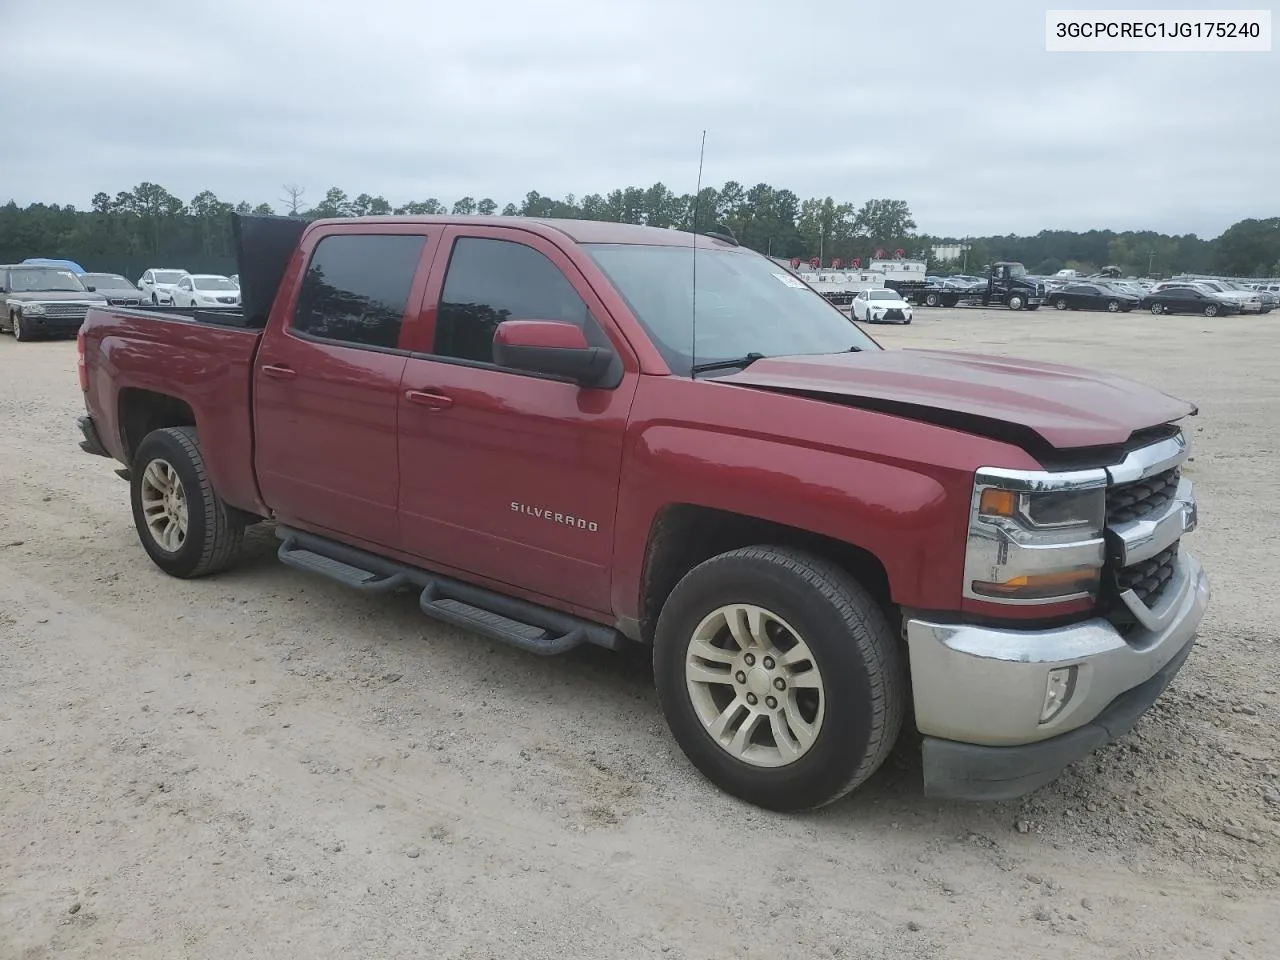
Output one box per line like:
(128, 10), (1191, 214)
(583, 243), (880, 375)
(8, 269), (87, 293)
(154, 271), (186, 284)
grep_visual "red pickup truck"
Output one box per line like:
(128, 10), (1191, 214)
(76, 213), (1209, 810)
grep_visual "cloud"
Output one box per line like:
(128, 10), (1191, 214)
(1, 0), (1273, 237)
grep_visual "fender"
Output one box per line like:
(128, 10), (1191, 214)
(609, 376), (1042, 622)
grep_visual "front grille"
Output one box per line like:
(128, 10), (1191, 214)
(1106, 466), (1180, 525)
(1114, 542), (1179, 607)
(107, 297), (141, 306)
(40, 303), (89, 319)
(215, 296), (238, 304)
(881, 308), (904, 320)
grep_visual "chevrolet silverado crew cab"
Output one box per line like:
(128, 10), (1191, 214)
(76, 213), (1209, 810)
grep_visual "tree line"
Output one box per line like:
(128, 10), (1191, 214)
(2, 181), (1276, 280)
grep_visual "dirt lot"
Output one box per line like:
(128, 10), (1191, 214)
(2, 306), (1278, 960)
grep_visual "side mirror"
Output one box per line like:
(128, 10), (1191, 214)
(493, 320), (614, 386)
(85, 285), (96, 292)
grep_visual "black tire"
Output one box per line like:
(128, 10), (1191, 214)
(1150, 303), (1164, 315)
(1203, 303), (1219, 317)
(1054, 297), (1068, 310)
(653, 546), (906, 811)
(151, 293), (159, 305)
(130, 426), (244, 578)
(1106, 300), (1120, 313)
(12, 311), (29, 341)
(1008, 294), (1024, 311)
(924, 292), (940, 307)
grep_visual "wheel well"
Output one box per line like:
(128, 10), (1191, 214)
(638, 504), (893, 643)
(118, 389), (196, 461)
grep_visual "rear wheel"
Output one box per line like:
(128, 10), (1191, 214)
(653, 546), (906, 811)
(1203, 303), (1219, 317)
(1150, 303), (1164, 315)
(1054, 297), (1068, 310)
(130, 426), (244, 578)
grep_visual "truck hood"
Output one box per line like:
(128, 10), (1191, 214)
(717, 349), (1196, 452)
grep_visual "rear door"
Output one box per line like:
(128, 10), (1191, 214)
(395, 226), (638, 613)
(253, 224), (440, 549)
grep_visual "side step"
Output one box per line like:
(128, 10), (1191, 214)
(276, 527), (624, 656)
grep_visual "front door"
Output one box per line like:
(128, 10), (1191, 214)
(396, 227), (638, 613)
(253, 226), (437, 549)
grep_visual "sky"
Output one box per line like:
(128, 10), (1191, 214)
(1, 0), (1275, 238)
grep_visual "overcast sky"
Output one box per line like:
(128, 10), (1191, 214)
(1, 0), (1274, 237)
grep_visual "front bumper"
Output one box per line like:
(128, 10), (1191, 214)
(20, 313), (86, 335)
(905, 550), (1210, 800)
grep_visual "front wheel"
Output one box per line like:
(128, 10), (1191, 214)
(130, 426), (245, 578)
(12, 312), (28, 341)
(1008, 294), (1025, 311)
(653, 546), (906, 811)
(924, 292), (940, 307)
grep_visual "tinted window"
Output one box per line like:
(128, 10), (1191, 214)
(434, 237), (602, 364)
(292, 234), (426, 349)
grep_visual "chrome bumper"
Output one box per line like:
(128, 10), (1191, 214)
(906, 551), (1208, 800)
(906, 550), (1209, 749)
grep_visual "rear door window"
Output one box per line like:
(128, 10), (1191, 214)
(291, 234), (427, 350)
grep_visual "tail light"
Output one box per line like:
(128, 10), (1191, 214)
(77, 328), (88, 391)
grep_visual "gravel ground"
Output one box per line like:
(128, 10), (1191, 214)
(2, 306), (1278, 959)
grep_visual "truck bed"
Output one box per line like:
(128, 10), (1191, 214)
(80, 304), (268, 515)
(102, 304), (256, 328)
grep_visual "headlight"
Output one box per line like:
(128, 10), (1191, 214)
(963, 466), (1107, 604)
(21, 302), (46, 315)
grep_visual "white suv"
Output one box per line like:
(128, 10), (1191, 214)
(137, 268), (190, 305)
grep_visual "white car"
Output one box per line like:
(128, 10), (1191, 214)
(171, 274), (241, 308)
(852, 287), (913, 324)
(138, 268), (189, 305)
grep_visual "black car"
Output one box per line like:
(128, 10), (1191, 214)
(1139, 285), (1240, 317)
(1049, 283), (1140, 313)
(80, 272), (147, 307)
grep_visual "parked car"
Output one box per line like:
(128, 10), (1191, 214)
(851, 287), (913, 323)
(1217, 279), (1275, 312)
(76, 213), (1209, 810)
(1141, 285), (1240, 316)
(80, 272), (147, 306)
(1, 263), (106, 340)
(137, 268), (189, 305)
(171, 274), (242, 308)
(1156, 280), (1262, 314)
(1049, 283), (1140, 313)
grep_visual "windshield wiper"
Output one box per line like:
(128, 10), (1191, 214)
(691, 352), (767, 374)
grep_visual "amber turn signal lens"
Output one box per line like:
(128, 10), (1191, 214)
(978, 488), (1017, 518)
(971, 567), (1099, 601)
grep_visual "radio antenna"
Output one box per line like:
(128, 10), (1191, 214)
(690, 129), (707, 379)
